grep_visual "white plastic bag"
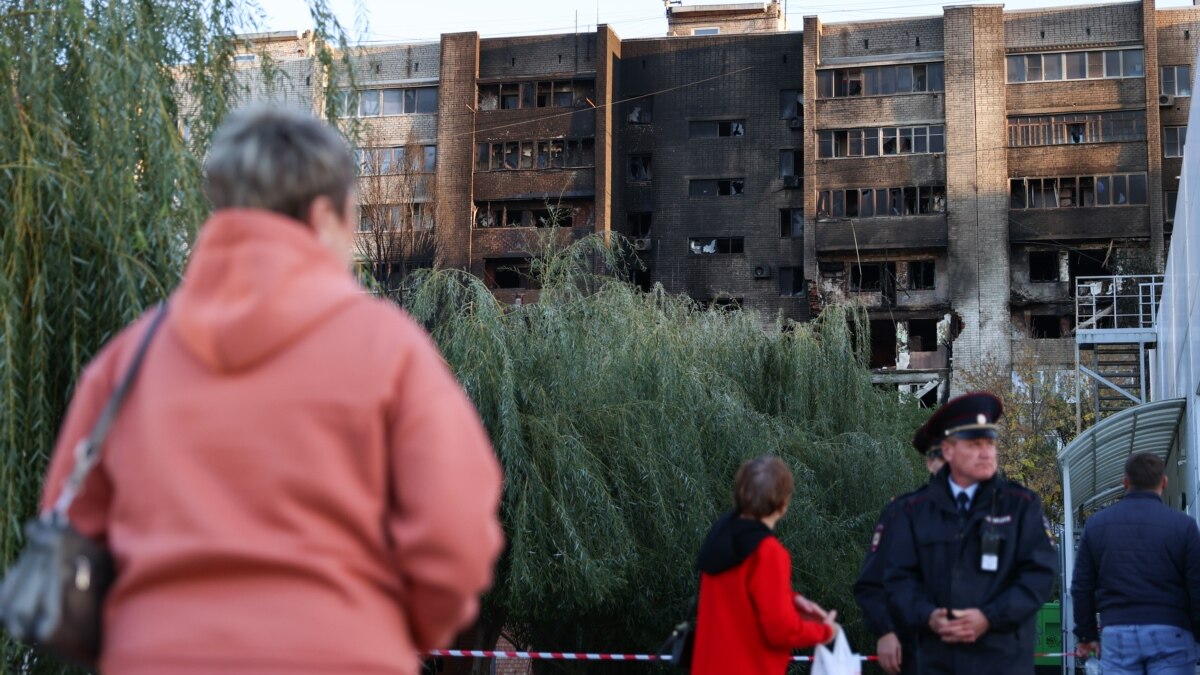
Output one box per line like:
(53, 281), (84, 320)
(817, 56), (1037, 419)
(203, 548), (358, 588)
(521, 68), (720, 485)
(810, 630), (861, 675)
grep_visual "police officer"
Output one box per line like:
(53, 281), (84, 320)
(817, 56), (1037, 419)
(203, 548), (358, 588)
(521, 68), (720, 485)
(884, 392), (1058, 675)
(853, 426), (946, 674)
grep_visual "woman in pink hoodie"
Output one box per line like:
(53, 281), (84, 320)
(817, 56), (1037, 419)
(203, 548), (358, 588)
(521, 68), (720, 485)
(39, 107), (505, 675)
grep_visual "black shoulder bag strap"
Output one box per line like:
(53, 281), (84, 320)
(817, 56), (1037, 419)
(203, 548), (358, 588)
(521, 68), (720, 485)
(49, 303), (169, 519)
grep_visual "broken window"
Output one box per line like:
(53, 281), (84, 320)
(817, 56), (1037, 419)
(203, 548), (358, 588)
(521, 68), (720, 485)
(908, 261), (936, 290)
(1011, 174), (1146, 208)
(1165, 126), (1187, 158)
(688, 237), (744, 255)
(1079, 176), (1095, 206)
(850, 263), (885, 291)
(519, 142), (534, 170)
(476, 143), (490, 171)
(689, 179), (745, 196)
(478, 84), (499, 111)
(845, 190), (860, 218)
(500, 84), (520, 109)
(903, 187), (918, 215)
(628, 212), (652, 237)
(819, 128), (882, 157)
(626, 96), (653, 124)
(779, 149), (801, 177)
(548, 139), (565, 168)
(924, 186), (946, 214)
(1029, 251), (1061, 282)
(819, 63), (945, 98)
(907, 319), (938, 352)
(816, 191), (834, 219)
(485, 257), (535, 290)
(1012, 177), (1032, 206)
(1030, 315), (1065, 339)
(778, 266), (804, 296)
(503, 142), (519, 170)
(629, 155), (652, 182)
(689, 120), (746, 138)
(551, 81), (572, 107)
(577, 138), (596, 166)
(779, 209), (803, 238)
(1012, 109), (1142, 146)
(779, 89), (802, 119)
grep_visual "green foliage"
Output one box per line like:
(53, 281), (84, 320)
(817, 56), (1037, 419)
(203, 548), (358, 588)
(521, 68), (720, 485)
(955, 348), (1091, 522)
(399, 236), (928, 672)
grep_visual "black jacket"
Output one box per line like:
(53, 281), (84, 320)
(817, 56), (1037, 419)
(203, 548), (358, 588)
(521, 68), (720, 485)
(1071, 490), (1200, 641)
(884, 469), (1058, 675)
(854, 489), (924, 675)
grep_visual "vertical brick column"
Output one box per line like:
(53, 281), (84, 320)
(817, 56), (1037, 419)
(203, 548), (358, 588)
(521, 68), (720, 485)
(595, 25), (622, 240)
(435, 32), (479, 270)
(1143, 0), (1166, 265)
(801, 16), (821, 283)
(944, 5), (1010, 390)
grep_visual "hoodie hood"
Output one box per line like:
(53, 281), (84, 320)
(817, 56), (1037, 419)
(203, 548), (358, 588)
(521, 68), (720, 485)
(170, 209), (361, 372)
(696, 510), (774, 575)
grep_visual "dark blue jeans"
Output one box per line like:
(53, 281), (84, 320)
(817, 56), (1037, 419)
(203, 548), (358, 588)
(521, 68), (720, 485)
(1100, 625), (1198, 675)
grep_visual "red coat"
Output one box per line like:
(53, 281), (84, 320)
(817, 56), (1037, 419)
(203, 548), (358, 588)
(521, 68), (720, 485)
(692, 536), (832, 675)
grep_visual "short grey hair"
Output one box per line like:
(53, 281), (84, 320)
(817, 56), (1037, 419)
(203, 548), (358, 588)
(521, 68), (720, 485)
(203, 106), (356, 224)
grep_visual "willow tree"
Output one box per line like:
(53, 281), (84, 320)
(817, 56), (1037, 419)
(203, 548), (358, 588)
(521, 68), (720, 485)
(0, 2), (353, 672)
(400, 236), (929, 674)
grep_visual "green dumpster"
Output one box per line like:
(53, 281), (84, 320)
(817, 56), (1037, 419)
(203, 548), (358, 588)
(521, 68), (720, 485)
(1034, 601), (1063, 667)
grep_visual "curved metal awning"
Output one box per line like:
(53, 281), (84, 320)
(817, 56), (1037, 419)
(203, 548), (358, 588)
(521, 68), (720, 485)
(1058, 398), (1188, 668)
(1059, 398), (1187, 518)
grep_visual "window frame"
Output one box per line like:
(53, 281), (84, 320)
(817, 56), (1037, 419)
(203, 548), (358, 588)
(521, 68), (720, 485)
(1008, 48), (1146, 84)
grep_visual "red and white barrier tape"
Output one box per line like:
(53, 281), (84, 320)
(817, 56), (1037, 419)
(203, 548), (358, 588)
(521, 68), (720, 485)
(428, 649), (1072, 662)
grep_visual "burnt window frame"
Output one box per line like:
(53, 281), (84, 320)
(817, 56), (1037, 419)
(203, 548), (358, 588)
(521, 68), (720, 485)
(815, 62), (945, 99)
(1009, 174), (1148, 209)
(688, 178), (746, 197)
(688, 236), (745, 255)
(689, 119), (747, 138)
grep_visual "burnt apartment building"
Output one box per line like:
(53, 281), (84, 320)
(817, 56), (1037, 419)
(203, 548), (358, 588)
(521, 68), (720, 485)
(225, 0), (1199, 398)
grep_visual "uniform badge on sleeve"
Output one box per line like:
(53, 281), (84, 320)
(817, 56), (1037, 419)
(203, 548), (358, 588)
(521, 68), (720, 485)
(1043, 515), (1058, 547)
(871, 523), (885, 552)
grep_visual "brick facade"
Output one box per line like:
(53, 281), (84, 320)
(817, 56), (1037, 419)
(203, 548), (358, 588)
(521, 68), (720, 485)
(227, 0), (1200, 395)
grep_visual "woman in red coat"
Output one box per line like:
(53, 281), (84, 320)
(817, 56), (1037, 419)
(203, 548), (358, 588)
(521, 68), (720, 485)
(692, 456), (840, 675)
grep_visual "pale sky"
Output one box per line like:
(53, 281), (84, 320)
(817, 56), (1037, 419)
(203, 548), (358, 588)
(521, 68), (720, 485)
(248, 0), (1197, 43)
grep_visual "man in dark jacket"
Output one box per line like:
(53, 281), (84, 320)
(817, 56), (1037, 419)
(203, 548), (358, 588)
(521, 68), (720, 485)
(1071, 452), (1200, 674)
(853, 425), (945, 674)
(884, 392), (1059, 675)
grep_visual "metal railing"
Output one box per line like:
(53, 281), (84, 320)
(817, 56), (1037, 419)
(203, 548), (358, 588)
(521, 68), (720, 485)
(1075, 274), (1164, 332)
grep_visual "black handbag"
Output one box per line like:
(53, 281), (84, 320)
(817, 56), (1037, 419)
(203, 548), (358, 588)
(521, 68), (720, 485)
(656, 591), (698, 670)
(0, 304), (167, 666)
(656, 618), (695, 670)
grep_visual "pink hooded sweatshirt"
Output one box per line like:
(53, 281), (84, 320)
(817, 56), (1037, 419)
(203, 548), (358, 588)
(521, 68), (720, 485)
(40, 209), (504, 674)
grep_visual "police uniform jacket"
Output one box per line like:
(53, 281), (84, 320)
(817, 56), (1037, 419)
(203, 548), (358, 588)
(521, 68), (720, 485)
(883, 468), (1058, 675)
(853, 490), (923, 675)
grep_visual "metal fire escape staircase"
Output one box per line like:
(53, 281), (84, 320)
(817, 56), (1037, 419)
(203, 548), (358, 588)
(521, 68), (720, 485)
(1074, 275), (1163, 430)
